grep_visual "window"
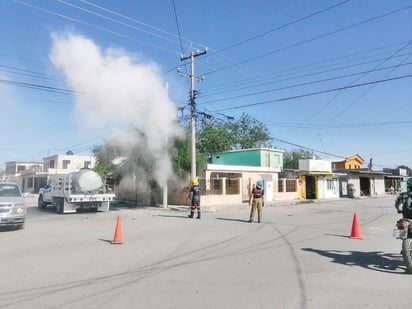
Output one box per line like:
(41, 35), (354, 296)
(226, 178), (240, 195)
(211, 178), (222, 194)
(286, 179), (296, 192)
(17, 165), (26, 172)
(327, 179), (336, 190)
(63, 160), (70, 169)
(278, 180), (284, 192)
(49, 160), (55, 168)
(209, 172), (241, 195)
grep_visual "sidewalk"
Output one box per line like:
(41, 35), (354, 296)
(167, 194), (393, 213)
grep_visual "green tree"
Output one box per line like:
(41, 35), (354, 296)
(283, 149), (319, 169)
(196, 113), (272, 154)
(92, 113), (273, 185)
(92, 143), (121, 184)
(231, 113), (272, 149)
(197, 121), (233, 154)
(172, 127), (209, 178)
(171, 136), (191, 177)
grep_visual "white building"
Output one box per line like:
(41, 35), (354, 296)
(298, 159), (340, 200)
(6, 154), (96, 193)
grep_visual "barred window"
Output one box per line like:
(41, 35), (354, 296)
(211, 178), (222, 194)
(327, 179), (337, 190)
(286, 179), (296, 192)
(278, 180), (284, 192)
(226, 178), (240, 195)
(209, 172), (241, 195)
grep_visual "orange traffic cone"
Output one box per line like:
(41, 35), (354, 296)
(111, 216), (123, 244)
(349, 213), (363, 239)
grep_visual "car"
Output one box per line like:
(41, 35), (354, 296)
(0, 182), (26, 229)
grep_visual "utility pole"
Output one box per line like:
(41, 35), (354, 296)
(177, 48), (208, 180)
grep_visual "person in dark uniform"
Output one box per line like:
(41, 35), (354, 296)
(249, 180), (264, 223)
(187, 178), (201, 219)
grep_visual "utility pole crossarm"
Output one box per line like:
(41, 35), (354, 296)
(177, 48), (208, 181)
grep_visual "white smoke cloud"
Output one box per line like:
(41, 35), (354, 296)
(50, 32), (182, 187)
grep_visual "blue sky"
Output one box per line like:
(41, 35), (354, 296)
(0, 0), (411, 171)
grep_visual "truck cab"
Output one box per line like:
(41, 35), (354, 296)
(38, 183), (53, 208)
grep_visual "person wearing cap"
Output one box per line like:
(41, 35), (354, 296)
(187, 178), (201, 219)
(249, 180), (264, 223)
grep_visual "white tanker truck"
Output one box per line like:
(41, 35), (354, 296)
(38, 169), (115, 214)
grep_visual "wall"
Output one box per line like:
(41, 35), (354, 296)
(299, 159), (332, 172)
(322, 177), (340, 199)
(211, 148), (284, 170)
(43, 154), (95, 174)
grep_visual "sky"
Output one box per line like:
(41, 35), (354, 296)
(0, 0), (411, 172)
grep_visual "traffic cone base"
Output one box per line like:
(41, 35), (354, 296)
(350, 212), (363, 239)
(111, 215), (123, 244)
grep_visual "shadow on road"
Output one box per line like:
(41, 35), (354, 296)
(216, 217), (250, 223)
(302, 247), (406, 274)
(156, 214), (191, 219)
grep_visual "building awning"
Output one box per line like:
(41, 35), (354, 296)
(308, 172), (335, 176)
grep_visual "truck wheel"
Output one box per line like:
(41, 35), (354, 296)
(56, 198), (64, 214)
(38, 195), (46, 209)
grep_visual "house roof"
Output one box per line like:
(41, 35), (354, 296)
(345, 154), (365, 163)
(213, 147), (284, 155)
(207, 164), (281, 173)
(334, 169), (391, 175)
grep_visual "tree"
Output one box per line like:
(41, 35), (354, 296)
(283, 149), (319, 169)
(196, 121), (233, 154)
(172, 127), (209, 178)
(91, 113), (273, 189)
(196, 113), (272, 155)
(231, 113), (272, 149)
(171, 136), (191, 177)
(92, 143), (121, 184)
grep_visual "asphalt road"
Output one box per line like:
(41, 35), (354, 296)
(0, 195), (408, 309)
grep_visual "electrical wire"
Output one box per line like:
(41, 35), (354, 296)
(214, 0), (352, 54)
(12, 0), (180, 55)
(214, 73), (412, 112)
(199, 61), (412, 105)
(203, 4), (412, 76)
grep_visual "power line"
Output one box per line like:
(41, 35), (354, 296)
(214, 0), (352, 54)
(215, 73), (412, 112)
(13, 0), (180, 55)
(315, 41), (412, 129)
(202, 40), (412, 94)
(78, 0), (206, 50)
(203, 49), (412, 97)
(264, 120), (412, 129)
(200, 61), (412, 104)
(204, 4), (412, 76)
(0, 78), (74, 95)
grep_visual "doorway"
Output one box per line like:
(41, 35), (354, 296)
(359, 177), (370, 196)
(305, 176), (316, 199)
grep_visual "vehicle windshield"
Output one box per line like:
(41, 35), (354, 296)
(0, 184), (22, 197)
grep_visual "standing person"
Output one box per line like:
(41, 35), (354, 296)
(187, 178), (201, 219)
(395, 178), (412, 219)
(249, 180), (264, 223)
